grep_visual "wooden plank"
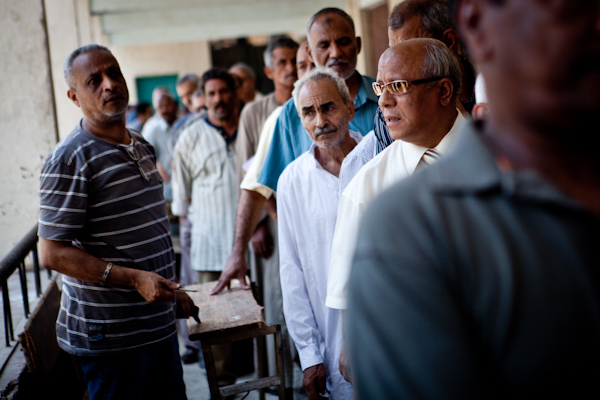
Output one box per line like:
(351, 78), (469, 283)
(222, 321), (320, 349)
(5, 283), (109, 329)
(186, 279), (265, 341)
(220, 376), (281, 397)
(18, 278), (60, 378)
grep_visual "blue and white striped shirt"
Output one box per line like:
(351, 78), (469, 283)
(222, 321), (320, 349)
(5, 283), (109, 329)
(38, 122), (177, 356)
(257, 73), (380, 192)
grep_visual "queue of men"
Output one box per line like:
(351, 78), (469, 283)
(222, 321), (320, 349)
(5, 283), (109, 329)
(38, 0), (600, 399)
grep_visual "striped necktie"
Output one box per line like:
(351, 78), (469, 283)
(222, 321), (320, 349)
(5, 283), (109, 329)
(418, 148), (441, 169)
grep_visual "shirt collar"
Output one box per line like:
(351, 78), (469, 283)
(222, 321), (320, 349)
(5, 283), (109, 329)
(400, 110), (467, 175)
(204, 117), (237, 145)
(429, 120), (583, 210)
(354, 73), (379, 110)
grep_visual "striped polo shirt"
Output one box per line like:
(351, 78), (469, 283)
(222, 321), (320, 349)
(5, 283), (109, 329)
(38, 122), (177, 356)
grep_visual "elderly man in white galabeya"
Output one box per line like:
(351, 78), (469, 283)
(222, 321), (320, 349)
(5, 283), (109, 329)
(278, 67), (362, 400)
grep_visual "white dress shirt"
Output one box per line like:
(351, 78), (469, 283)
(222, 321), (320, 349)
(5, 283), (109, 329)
(277, 131), (362, 400)
(326, 112), (467, 310)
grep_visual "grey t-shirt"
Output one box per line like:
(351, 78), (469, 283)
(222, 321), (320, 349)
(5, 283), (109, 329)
(347, 122), (600, 399)
(39, 122), (177, 355)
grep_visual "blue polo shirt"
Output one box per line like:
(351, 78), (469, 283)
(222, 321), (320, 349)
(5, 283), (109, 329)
(257, 73), (379, 192)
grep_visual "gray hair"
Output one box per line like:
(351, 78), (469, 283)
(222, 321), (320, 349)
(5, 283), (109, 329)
(63, 44), (112, 89)
(263, 37), (299, 68)
(420, 38), (462, 97)
(389, 0), (455, 40)
(292, 66), (351, 114)
(176, 73), (200, 87)
(229, 62), (255, 80)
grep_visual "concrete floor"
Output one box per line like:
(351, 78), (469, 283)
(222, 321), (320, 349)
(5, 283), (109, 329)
(0, 268), (307, 399)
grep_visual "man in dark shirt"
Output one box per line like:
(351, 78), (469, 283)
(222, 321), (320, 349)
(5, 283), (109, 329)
(347, 0), (600, 398)
(39, 44), (194, 400)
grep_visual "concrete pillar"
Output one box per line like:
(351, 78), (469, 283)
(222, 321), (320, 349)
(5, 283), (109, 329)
(44, 0), (94, 140)
(0, 0), (58, 257)
(346, 0), (395, 78)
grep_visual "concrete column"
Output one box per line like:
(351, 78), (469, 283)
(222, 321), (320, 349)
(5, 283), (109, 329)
(345, 0), (368, 76)
(44, 0), (90, 140)
(346, 0), (394, 78)
(0, 0), (58, 257)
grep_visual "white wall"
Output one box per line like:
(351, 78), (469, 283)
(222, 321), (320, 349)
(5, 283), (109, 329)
(0, 0), (58, 258)
(110, 41), (212, 104)
(44, 0), (212, 139)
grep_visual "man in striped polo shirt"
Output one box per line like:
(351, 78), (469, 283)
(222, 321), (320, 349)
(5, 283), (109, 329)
(38, 44), (194, 400)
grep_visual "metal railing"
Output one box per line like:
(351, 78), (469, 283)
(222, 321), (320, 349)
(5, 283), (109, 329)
(0, 224), (51, 347)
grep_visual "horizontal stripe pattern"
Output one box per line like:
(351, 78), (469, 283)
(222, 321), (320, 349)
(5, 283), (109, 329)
(39, 124), (177, 355)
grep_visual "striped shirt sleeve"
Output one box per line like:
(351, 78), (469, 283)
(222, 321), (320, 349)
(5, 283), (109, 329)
(39, 157), (88, 241)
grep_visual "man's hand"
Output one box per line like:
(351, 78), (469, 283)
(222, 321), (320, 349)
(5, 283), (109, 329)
(303, 364), (327, 400)
(210, 253), (251, 295)
(339, 338), (352, 383)
(133, 270), (181, 303)
(211, 189), (267, 295)
(251, 219), (274, 259)
(174, 292), (195, 318)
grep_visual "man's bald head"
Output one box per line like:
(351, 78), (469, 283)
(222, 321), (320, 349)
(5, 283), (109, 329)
(376, 38), (461, 147)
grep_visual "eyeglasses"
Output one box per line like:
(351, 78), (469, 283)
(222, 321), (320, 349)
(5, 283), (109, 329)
(124, 141), (151, 181)
(372, 77), (443, 96)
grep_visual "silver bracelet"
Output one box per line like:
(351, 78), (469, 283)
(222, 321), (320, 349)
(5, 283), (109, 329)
(101, 262), (113, 286)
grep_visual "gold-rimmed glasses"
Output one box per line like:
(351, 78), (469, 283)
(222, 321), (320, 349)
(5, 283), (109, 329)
(372, 76), (443, 96)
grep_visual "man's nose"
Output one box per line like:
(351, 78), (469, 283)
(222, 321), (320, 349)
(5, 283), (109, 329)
(286, 61), (296, 75)
(378, 87), (395, 109)
(101, 74), (117, 91)
(315, 111), (328, 128)
(329, 43), (343, 59)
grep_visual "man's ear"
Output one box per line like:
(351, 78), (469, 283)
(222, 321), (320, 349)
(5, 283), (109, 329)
(456, 0), (493, 63)
(67, 89), (80, 108)
(438, 78), (454, 107)
(264, 66), (274, 80)
(356, 36), (362, 55)
(441, 29), (460, 54)
(347, 101), (356, 122)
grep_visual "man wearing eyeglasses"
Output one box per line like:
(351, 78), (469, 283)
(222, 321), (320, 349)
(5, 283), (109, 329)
(326, 37), (467, 381)
(37, 44), (193, 399)
(348, 0), (600, 397)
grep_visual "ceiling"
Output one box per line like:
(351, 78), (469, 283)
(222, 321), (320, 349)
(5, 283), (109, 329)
(90, 0), (352, 46)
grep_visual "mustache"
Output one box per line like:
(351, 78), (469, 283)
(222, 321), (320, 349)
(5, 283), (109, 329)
(214, 102), (229, 111)
(327, 58), (349, 67)
(314, 126), (337, 138)
(103, 93), (124, 104)
(285, 72), (298, 80)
